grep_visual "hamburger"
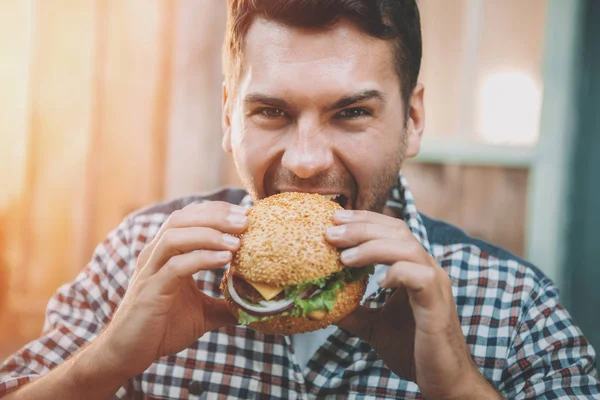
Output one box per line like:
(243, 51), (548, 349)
(221, 192), (373, 335)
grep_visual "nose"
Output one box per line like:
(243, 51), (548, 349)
(281, 118), (334, 180)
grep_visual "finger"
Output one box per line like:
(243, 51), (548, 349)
(136, 202), (249, 268)
(154, 249), (232, 294)
(168, 201), (250, 234)
(337, 238), (429, 267)
(326, 222), (407, 248)
(141, 227), (240, 278)
(332, 209), (409, 231)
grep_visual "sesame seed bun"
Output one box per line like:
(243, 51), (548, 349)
(232, 192), (345, 286)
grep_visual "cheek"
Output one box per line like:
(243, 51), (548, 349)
(232, 135), (257, 174)
(336, 130), (401, 182)
(230, 121), (283, 194)
(335, 130), (402, 210)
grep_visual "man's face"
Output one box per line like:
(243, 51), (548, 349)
(223, 18), (424, 212)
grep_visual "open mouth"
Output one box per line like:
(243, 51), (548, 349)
(319, 194), (349, 209)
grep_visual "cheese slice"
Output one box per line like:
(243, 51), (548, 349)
(246, 279), (284, 301)
(307, 310), (328, 321)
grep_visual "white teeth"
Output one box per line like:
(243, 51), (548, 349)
(322, 194), (341, 201)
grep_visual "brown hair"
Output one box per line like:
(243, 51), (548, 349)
(223, 0), (422, 110)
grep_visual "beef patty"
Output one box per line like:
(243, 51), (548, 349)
(232, 274), (286, 303)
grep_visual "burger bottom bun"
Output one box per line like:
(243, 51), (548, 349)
(222, 276), (368, 335)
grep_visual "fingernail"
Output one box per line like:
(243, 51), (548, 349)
(227, 213), (248, 226)
(334, 210), (353, 221)
(223, 234), (240, 247)
(341, 248), (357, 264)
(231, 205), (249, 214)
(327, 225), (346, 239)
(217, 251), (232, 261)
(377, 271), (387, 286)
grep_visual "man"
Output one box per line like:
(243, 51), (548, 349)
(1, 0), (599, 398)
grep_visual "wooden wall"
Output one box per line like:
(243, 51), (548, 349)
(0, 0), (226, 359)
(0, 1), (528, 361)
(402, 162), (529, 256)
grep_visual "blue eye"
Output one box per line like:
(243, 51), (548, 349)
(336, 108), (371, 119)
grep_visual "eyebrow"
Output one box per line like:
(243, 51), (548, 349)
(243, 89), (386, 113)
(243, 94), (291, 111)
(325, 90), (387, 112)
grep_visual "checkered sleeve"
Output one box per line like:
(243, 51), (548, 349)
(0, 218), (135, 398)
(499, 281), (600, 398)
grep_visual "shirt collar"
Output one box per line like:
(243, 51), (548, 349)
(387, 172), (432, 254)
(239, 171), (432, 254)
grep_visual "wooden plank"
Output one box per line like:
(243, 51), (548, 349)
(402, 161), (465, 227)
(165, 0), (227, 199)
(0, 0), (33, 302)
(0, 0), (32, 210)
(403, 162), (528, 257)
(0, 0), (34, 323)
(0, 0), (34, 351)
(418, 0), (469, 135)
(416, 138), (535, 167)
(88, 0), (175, 250)
(458, 166), (528, 256)
(5, 0), (98, 340)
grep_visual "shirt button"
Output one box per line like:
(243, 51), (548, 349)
(189, 380), (204, 395)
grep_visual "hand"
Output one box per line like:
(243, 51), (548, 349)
(326, 210), (502, 399)
(99, 202), (248, 378)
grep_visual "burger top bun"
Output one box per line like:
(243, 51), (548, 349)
(231, 192), (344, 286)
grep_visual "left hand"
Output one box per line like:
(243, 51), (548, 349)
(326, 210), (502, 400)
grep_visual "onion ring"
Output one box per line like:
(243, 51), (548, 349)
(227, 272), (295, 315)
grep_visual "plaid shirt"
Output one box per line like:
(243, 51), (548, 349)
(1, 174), (599, 399)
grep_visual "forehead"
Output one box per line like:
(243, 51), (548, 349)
(238, 18), (400, 99)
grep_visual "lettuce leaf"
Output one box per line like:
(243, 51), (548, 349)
(292, 278), (344, 316)
(344, 265), (375, 282)
(237, 309), (274, 325)
(283, 275), (330, 298)
(284, 265), (374, 300)
(238, 266), (375, 325)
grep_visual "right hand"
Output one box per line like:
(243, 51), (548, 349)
(98, 201), (249, 378)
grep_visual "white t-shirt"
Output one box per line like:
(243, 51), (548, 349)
(290, 264), (389, 371)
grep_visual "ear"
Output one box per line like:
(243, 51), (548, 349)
(222, 82), (233, 153)
(405, 83), (425, 158)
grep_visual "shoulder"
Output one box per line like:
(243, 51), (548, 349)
(421, 212), (548, 283)
(420, 213), (555, 327)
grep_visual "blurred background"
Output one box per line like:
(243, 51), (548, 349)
(0, 0), (598, 362)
